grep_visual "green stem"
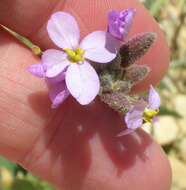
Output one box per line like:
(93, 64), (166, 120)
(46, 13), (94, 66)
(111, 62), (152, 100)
(0, 25), (42, 56)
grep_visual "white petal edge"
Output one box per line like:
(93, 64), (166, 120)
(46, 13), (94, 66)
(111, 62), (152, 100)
(148, 85), (161, 110)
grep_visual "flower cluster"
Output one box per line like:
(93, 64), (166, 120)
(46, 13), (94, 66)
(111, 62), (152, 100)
(29, 12), (112, 107)
(28, 9), (135, 107)
(28, 9), (161, 136)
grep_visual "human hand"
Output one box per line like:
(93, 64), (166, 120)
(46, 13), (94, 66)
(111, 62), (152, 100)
(0, 0), (171, 189)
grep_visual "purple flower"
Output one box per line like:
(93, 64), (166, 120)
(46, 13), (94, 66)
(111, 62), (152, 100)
(48, 81), (70, 109)
(28, 12), (118, 107)
(108, 8), (136, 40)
(119, 85), (161, 136)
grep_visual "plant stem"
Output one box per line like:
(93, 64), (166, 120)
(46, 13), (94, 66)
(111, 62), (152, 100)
(0, 25), (42, 56)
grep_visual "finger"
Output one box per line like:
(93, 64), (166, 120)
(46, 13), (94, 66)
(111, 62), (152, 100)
(22, 102), (171, 190)
(0, 0), (171, 189)
(0, 0), (170, 90)
(0, 29), (171, 189)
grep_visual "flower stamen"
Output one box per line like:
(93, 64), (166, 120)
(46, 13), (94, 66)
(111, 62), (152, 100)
(64, 48), (85, 63)
(143, 108), (159, 123)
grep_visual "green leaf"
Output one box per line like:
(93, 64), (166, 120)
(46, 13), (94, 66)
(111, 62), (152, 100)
(0, 157), (17, 172)
(143, 0), (170, 17)
(159, 106), (182, 118)
(25, 174), (55, 190)
(12, 179), (37, 190)
(14, 165), (28, 176)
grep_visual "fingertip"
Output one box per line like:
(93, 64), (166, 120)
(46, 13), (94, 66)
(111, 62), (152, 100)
(86, 129), (172, 190)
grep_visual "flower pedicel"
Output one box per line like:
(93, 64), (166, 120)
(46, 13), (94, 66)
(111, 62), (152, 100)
(28, 9), (160, 136)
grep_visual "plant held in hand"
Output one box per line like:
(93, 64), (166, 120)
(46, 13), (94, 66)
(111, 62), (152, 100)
(28, 12), (119, 107)
(27, 9), (160, 135)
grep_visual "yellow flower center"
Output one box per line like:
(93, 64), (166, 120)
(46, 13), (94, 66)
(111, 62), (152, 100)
(64, 48), (85, 63)
(143, 108), (159, 124)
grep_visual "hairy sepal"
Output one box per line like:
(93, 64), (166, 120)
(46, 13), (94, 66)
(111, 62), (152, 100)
(120, 32), (157, 67)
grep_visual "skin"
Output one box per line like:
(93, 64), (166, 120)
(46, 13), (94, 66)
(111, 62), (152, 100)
(0, 0), (171, 190)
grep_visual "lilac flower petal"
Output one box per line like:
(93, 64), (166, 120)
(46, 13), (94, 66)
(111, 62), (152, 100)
(66, 62), (100, 105)
(117, 128), (135, 136)
(46, 61), (70, 78)
(148, 85), (161, 110)
(27, 64), (45, 78)
(47, 12), (80, 49)
(42, 49), (67, 69)
(108, 9), (135, 40)
(49, 82), (70, 108)
(152, 116), (158, 123)
(42, 49), (70, 78)
(46, 72), (66, 85)
(80, 31), (118, 63)
(120, 9), (136, 38)
(125, 103), (145, 130)
(108, 11), (122, 39)
(108, 11), (119, 23)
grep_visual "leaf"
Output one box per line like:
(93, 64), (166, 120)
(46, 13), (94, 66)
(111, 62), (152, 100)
(14, 165), (28, 176)
(124, 64), (150, 84)
(100, 92), (137, 114)
(120, 32), (157, 67)
(144, 0), (170, 17)
(159, 106), (182, 118)
(0, 156), (17, 173)
(12, 179), (37, 190)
